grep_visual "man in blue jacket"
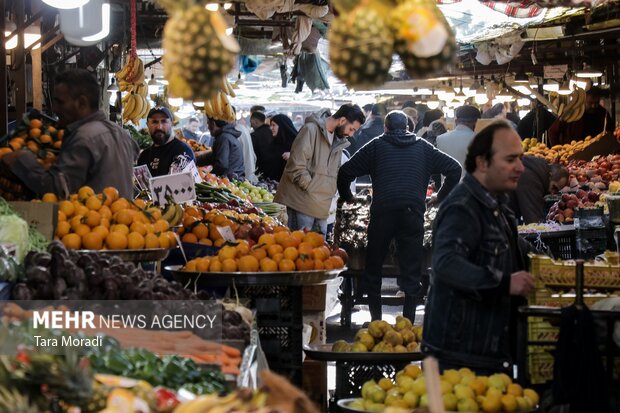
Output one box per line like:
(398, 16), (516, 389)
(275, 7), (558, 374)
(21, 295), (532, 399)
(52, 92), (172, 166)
(337, 111), (462, 321)
(422, 120), (535, 374)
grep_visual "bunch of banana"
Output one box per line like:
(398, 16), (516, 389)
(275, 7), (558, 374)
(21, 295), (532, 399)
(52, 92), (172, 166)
(116, 55), (145, 85)
(122, 93), (151, 125)
(204, 90), (235, 123)
(161, 202), (184, 227)
(119, 80), (148, 96)
(550, 87), (586, 122)
(173, 389), (274, 413)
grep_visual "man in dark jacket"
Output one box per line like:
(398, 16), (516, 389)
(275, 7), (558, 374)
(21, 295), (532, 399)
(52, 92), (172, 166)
(347, 103), (386, 155)
(337, 111), (462, 321)
(206, 117), (245, 179)
(509, 156), (568, 224)
(137, 107), (195, 177)
(422, 120), (535, 374)
(250, 111), (279, 180)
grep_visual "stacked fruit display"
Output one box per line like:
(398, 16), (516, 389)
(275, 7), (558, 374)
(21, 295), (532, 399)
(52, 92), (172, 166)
(565, 154), (620, 190)
(234, 180), (275, 203)
(158, 1), (240, 101)
(329, 0), (455, 88)
(0, 114), (64, 166)
(524, 132), (606, 164)
(180, 136), (209, 153)
(546, 190), (604, 224)
(181, 229), (347, 273)
(48, 186), (177, 250)
(116, 55), (151, 125)
(348, 364), (540, 412)
(331, 317), (422, 353)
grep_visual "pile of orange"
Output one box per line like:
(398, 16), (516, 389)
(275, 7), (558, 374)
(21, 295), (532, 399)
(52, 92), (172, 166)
(182, 229), (346, 273)
(0, 117), (64, 168)
(178, 206), (276, 247)
(46, 186), (177, 251)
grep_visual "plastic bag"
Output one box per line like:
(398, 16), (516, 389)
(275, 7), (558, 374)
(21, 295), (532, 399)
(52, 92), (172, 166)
(237, 320), (269, 389)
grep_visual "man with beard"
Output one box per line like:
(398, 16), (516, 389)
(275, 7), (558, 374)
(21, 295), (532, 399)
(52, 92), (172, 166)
(137, 107), (195, 177)
(1, 69), (138, 198)
(548, 86), (613, 145)
(275, 104), (365, 234)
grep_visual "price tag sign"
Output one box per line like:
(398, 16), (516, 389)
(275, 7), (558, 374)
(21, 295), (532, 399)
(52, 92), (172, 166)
(182, 160), (202, 184)
(216, 226), (236, 242)
(133, 165), (152, 192)
(149, 172), (196, 206)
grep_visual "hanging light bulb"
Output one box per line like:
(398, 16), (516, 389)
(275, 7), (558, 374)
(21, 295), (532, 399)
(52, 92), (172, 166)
(514, 69), (529, 83)
(42, 0), (90, 9)
(575, 63), (603, 78)
(223, 3), (233, 10)
(168, 97), (183, 107)
(4, 19), (17, 50)
(557, 79), (572, 95)
(475, 79), (488, 105)
(426, 92), (440, 110)
(107, 77), (119, 92)
(225, 27), (233, 36)
(205, 3), (219, 11)
(147, 74), (159, 95)
(542, 79), (559, 92)
(109, 91), (118, 105)
(193, 101), (205, 107)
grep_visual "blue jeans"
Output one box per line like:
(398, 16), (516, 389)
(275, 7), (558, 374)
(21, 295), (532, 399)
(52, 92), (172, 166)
(287, 207), (327, 236)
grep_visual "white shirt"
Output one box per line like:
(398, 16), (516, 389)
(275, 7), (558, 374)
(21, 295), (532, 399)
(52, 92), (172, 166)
(436, 124), (475, 178)
(327, 130), (334, 145)
(235, 124), (258, 183)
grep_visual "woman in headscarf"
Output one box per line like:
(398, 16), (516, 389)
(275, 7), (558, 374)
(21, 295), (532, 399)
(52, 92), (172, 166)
(269, 114), (299, 180)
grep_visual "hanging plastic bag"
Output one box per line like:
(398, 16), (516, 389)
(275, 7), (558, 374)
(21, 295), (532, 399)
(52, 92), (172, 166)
(237, 319), (269, 389)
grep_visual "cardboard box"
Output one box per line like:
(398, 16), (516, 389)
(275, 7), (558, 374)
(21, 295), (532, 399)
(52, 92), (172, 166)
(303, 311), (326, 346)
(303, 284), (326, 311)
(302, 360), (328, 412)
(9, 201), (58, 241)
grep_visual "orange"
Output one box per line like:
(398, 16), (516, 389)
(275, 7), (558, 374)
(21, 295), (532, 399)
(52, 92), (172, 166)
(298, 242), (314, 256)
(209, 259), (223, 272)
(39, 134), (52, 144)
(100, 187), (119, 206)
(183, 215), (199, 228)
(53, 140), (62, 149)
(296, 257), (315, 271)
(145, 207), (162, 221)
(70, 215), (84, 231)
(58, 210), (67, 222)
(158, 233), (171, 248)
(114, 209), (134, 226)
(185, 206), (202, 218)
(182, 233), (198, 243)
(154, 219), (170, 233)
(110, 198), (130, 214)
(132, 198), (147, 209)
(278, 258), (296, 272)
(199, 238), (213, 246)
(274, 231), (289, 246)
(29, 119), (43, 128)
(209, 223), (222, 240)
(110, 224), (130, 235)
(329, 256), (345, 269)
(62, 233), (81, 250)
(144, 233), (160, 249)
(84, 195), (102, 211)
(99, 205), (112, 219)
(291, 230), (305, 242)
(144, 223), (155, 234)
(272, 253), (284, 263)
(74, 204), (89, 217)
(260, 258), (278, 272)
(267, 244), (284, 258)
(127, 232), (145, 249)
(191, 223), (209, 240)
(250, 247), (267, 261)
(57, 129), (64, 139)
(82, 232), (103, 250)
(506, 384), (523, 397)
(106, 232), (128, 250)
(280, 235), (301, 249)
(100, 218), (111, 229)
(92, 225), (109, 239)
(47, 125), (57, 134)
(59, 200), (75, 217)
(214, 239), (226, 248)
(238, 255), (260, 272)
(130, 221), (147, 236)
(303, 232), (325, 248)
(257, 233), (275, 247)
(283, 247), (299, 261)
(323, 259), (334, 270)
(29, 127), (42, 138)
(196, 258), (210, 272)
(314, 259), (324, 270)
(78, 186), (95, 201)
(42, 193), (58, 203)
(184, 260), (198, 272)
(56, 221), (71, 238)
(218, 246), (237, 261)
(85, 210), (102, 227)
(221, 258), (238, 272)
(74, 224), (91, 237)
(26, 140), (38, 153)
(312, 246), (331, 261)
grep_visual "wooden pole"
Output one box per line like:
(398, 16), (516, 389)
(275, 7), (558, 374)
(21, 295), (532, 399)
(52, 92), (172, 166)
(14, 0), (27, 115)
(0, 0), (7, 135)
(32, 1), (42, 110)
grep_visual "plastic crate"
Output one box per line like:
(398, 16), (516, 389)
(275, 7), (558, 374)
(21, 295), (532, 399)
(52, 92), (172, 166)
(523, 230), (576, 260)
(529, 255), (620, 290)
(335, 361), (411, 399)
(528, 317), (560, 342)
(528, 288), (617, 308)
(528, 347), (555, 385)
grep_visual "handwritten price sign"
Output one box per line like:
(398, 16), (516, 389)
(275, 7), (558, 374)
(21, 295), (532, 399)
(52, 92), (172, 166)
(149, 172), (196, 206)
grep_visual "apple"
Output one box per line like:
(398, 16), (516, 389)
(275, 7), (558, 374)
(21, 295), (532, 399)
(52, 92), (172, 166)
(564, 208), (574, 219)
(588, 192), (600, 202)
(566, 199), (579, 209)
(558, 201), (566, 209)
(561, 194), (571, 202)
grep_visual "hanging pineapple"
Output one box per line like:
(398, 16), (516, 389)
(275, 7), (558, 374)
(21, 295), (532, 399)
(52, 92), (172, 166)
(158, 1), (240, 100)
(391, 0), (456, 78)
(328, 5), (394, 88)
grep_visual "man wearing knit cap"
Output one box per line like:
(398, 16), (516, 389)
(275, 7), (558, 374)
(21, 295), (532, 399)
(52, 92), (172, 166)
(137, 107), (195, 177)
(436, 105), (481, 177)
(337, 111), (462, 321)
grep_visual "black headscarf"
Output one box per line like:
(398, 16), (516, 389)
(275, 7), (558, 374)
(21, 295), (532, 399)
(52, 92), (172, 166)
(271, 114), (298, 151)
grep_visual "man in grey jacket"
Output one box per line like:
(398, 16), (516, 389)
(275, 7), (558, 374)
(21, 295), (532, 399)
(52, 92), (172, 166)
(2, 69), (139, 198)
(206, 117), (245, 179)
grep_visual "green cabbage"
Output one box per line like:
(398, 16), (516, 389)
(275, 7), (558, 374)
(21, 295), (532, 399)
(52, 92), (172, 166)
(0, 215), (29, 262)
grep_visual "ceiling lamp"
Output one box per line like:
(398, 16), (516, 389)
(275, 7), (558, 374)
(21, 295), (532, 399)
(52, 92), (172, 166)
(147, 74), (159, 95)
(474, 81), (488, 105)
(4, 19), (17, 50)
(557, 79), (572, 95)
(42, 0), (90, 9)
(440, 83), (455, 101)
(106, 77), (119, 92)
(193, 101), (205, 107)
(168, 97), (183, 107)
(514, 69), (529, 83)
(542, 80), (559, 92)
(4, 20), (41, 50)
(574, 64), (603, 78)
(426, 93), (440, 110)
(495, 83), (513, 102)
(60, 0), (110, 46)
(205, 3), (219, 11)
(223, 3), (233, 10)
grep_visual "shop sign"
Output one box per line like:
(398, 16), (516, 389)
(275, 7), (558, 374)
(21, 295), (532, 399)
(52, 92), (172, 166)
(149, 172), (196, 206)
(543, 64), (568, 79)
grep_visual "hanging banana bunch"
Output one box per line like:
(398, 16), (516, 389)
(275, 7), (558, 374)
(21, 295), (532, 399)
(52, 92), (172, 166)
(204, 77), (236, 122)
(116, 55), (150, 124)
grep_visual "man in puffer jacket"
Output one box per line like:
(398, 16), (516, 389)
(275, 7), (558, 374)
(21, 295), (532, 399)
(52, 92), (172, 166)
(337, 111), (462, 321)
(206, 117), (245, 179)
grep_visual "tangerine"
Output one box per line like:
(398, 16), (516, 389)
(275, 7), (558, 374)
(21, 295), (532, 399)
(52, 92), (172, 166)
(114, 209), (134, 226)
(272, 253), (284, 263)
(110, 198), (130, 214)
(74, 204), (89, 217)
(312, 246), (331, 261)
(158, 233), (171, 248)
(280, 235), (301, 249)
(196, 258), (211, 272)
(191, 223), (209, 240)
(260, 258), (278, 272)
(127, 232), (145, 249)
(222, 258), (238, 272)
(298, 242), (314, 256)
(92, 225), (109, 239)
(257, 233), (275, 247)
(154, 219), (170, 233)
(185, 260), (197, 272)
(278, 258), (296, 272)
(58, 210), (67, 222)
(61, 233), (81, 250)
(199, 238), (213, 246)
(42, 193), (58, 203)
(85, 195), (102, 211)
(106, 232), (128, 250)
(303, 231), (325, 248)
(183, 215), (199, 228)
(283, 247), (299, 261)
(74, 224), (91, 237)
(56, 221), (71, 238)
(182, 233), (198, 243)
(296, 257), (315, 271)
(130, 221), (147, 236)
(85, 210), (102, 227)
(144, 233), (160, 249)
(78, 186), (95, 201)
(110, 224), (129, 235)
(238, 255), (259, 272)
(82, 232), (103, 250)
(250, 247), (267, 261)
(209, 259), (223, 272)
(267, 244), (284, 258)
(99, 205), (113, 219)
(102, 187), (119, 206)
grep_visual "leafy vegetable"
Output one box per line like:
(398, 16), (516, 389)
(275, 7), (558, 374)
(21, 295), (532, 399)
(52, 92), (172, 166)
(124, 124), (153, 150)
(0, 215), (29, 262)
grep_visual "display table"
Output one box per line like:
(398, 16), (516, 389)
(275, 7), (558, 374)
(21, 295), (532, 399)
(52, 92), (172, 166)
(166, 266), (344, 386)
